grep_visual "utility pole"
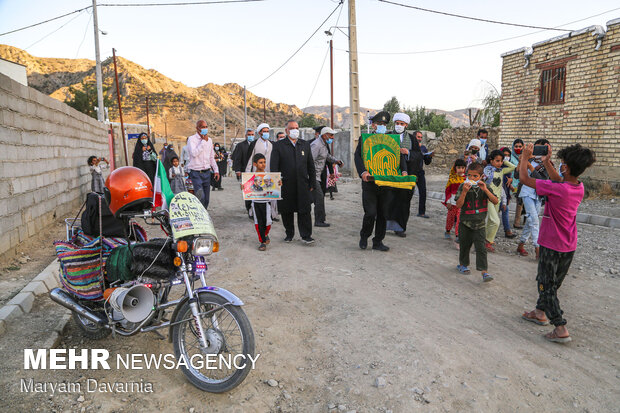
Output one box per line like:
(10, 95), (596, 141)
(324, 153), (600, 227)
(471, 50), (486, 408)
(348, 0), (360, 176)
(263, 98), (266, 122)
(243, 85), (247, 134)
(92, 0), (104, 122)
(330, 38), (334, 130)
(146, 96), (151, 138)
(223, 111), (226, 149)
(112, 48), (128, 165)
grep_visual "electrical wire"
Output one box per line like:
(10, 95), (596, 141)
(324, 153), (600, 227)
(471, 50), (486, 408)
(248, 1), (343, 89)
(24, 10), (87, 50)
(75, 10), (94, 58)
(337, 6), (620, 56)
(98, 0), (264, 6)
(378, 0), (573, 32)
(0, 7), (91, 37)
(304, 42), (331, 109)
(0, 0), (263, 37)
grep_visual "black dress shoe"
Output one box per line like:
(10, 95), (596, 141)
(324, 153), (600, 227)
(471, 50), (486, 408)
(359, 238), (368, 250)
(315, 222), (331, 227)
(394, 231), (406, 238)
(284, 236), (293, 243)
(272, 217), (280, 222)
(372, 243), (390, 252)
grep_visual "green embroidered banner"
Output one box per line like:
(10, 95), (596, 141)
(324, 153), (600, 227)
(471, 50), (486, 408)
(361, 133), (417, 190)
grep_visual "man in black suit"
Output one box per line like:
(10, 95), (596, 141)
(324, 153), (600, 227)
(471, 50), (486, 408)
(270, 120), (316, 244)
(354, 111), (392, 252)
(231, 129), (256, 216)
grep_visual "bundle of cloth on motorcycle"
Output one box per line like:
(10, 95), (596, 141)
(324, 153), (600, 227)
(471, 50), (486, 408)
(54, 227), (147, 300)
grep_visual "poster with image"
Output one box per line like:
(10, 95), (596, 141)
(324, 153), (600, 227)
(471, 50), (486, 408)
(241, 172), (282, 201)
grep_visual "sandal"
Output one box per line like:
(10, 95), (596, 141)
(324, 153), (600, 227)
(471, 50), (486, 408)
(545, 330), (572, 343)
(482, 272), (494, 282)
(522, 310), (549, 326)
(457, 265), (470, 274)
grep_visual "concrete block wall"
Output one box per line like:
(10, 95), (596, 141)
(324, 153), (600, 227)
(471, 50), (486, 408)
(427, 127), (500, 169)
(500, 20), (620, 182)
(0, 73), (108, 256)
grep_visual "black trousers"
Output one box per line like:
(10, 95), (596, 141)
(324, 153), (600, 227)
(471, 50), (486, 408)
(313, 185), (326, 223)
(388, 188), (414, 232)
(417, 170), (427, 215)
(281, 210), (312, 239)
(536, 246), (575, 327)
(245, 200), (251, 212)
(458, 222), (487, 271)
(360, 181), (390, 244)
(252, 202), (270, 243)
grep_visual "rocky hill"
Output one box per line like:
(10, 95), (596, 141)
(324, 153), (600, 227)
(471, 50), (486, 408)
(303, 105), (477, 128)
(0, 44), (315, 139)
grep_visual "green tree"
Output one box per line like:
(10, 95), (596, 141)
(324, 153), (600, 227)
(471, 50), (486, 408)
(64, 81), (113, 119)
(382, 96), (401, 129)
(403, 105), (451, 135)
(299, 113), (319, 128)
(479, 86), (500, 127)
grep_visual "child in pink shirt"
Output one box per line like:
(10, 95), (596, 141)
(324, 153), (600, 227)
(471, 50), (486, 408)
(519, 143), (596, 344)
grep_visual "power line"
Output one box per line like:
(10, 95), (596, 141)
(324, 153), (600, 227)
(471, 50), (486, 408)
(98, 0), (264, 6)
(0, 7), (91, 37)
(304, 42), (331, 108)
(378, 0), (574, 32)
(0, 0), (263, 37)
(338, 6), (620, 56)
(75, 11), (94, 58)
(248, 1), (344, 89)
(24, 11), (88, 50)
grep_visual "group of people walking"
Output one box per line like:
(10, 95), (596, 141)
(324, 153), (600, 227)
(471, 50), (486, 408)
(113, 114), (596, 345)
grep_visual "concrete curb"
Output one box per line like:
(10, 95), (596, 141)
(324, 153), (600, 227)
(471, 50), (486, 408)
(0, 259), (60, 337)
(424, 190), (619, 229)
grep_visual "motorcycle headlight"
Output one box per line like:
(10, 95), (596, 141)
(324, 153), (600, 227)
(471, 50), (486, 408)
(193, 237), (218, 256)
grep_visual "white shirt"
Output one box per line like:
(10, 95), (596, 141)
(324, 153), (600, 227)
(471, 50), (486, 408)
(186, 133), (219, 173)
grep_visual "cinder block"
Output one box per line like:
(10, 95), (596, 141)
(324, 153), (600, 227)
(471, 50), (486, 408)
(0, 304), (24, 322)
(21, 281), (49, 296)
(8, 291), (35, 313)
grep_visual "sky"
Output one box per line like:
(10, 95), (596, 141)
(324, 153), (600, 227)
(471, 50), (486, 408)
(1, 0), (619, 111)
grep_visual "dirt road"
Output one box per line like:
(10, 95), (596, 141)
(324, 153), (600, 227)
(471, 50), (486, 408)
(1, 177), (618, 412)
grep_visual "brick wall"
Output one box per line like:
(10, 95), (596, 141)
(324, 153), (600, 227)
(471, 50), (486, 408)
(0, 73), (108, 256)
(500, 19), (620, 182)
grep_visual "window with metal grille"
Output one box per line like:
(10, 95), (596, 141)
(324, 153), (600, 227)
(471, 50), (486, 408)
(540, 66), (566, 105)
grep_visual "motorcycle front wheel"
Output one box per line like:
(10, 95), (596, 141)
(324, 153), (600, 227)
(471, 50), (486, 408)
(171, 291), (255, 393)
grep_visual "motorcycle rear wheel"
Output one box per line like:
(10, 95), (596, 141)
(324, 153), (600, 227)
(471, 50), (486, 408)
(72, 311), (111, 340)
(171, 291), (255, 393)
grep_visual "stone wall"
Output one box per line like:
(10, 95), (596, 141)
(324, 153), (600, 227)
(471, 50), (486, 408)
(0, 73), (108, 256)
(427, 127), (500, 169)
(500, 19), (620, 182)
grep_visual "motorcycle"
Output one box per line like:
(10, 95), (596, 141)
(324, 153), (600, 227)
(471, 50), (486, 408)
(50, 191), (255, 393)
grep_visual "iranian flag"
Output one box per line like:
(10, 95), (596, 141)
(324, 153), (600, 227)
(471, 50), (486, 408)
(152, 160), (175, 210)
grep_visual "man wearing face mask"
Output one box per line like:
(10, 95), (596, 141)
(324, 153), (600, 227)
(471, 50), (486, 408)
(414, 130), (434, 218)
(353, 111), (393, 251)
(232, 128), (256, 216)
(186, 120), (220, 209)
(270, 120), (316, 244)
(477, 129), (490, 163)
(310, 127), (343, 227)
(385, 113), (418, 236)
(245, 124), (278, 221)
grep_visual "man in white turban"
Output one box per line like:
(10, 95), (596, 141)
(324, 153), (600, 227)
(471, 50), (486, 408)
(385, 112), (420, 237)
(245, 123), (279, 221)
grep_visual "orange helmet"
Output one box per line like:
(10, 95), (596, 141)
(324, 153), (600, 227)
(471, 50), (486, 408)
(104, 167), (153, 218)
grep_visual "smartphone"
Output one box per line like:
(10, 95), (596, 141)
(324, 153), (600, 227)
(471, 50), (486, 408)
(533, 145), (548, 156)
